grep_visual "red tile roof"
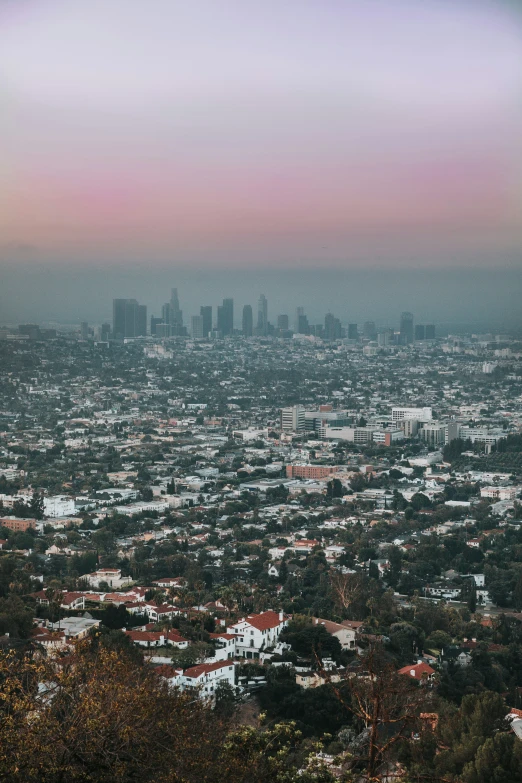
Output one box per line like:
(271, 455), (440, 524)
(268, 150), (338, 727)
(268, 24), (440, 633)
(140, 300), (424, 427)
(210, 632), (235, 640)
(243, 611), (286, 631)
(125, 630), (163, 642)
(398, 663), (435, 680)
(183, 660), (234, 679)
(166, 631), (188, 643)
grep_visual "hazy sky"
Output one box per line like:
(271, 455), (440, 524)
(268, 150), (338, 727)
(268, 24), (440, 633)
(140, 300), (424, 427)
(1, 1), (522, 328)
(1, 0), (522, 274)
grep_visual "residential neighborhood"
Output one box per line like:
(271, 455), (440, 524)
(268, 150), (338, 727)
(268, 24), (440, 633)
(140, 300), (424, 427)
(2, 326), (522, 780)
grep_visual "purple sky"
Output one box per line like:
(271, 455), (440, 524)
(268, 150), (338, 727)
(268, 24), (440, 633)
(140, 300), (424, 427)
(1, 0), (522, 270)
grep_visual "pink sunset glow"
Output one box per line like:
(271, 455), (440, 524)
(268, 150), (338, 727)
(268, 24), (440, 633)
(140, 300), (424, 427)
(1, 0), (522, 268)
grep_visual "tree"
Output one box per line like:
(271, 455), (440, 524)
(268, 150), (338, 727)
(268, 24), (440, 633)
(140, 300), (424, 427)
(387, 546), (402, 588)
(0, 642), (336, 783)
(468, 581), (477, 614)
(140, 487), (153, 501)
(280, 620), (343, 665)
(214, 680), (238, 719)
(462, 731), (522, 782)
(326, 478), (344, 500)
(513, 571), (522, 612)
(278, 558), (288, 584)
(29, 491), (45, 520)
(100, 604), (130, 630)
(350, 473), (367, 492)
(430, 691), (513, 782)
(330, 571), (363, 618)
(171, 641), (213, 669)
(0, 595), (34, 639)
(338, 645), (429, 781)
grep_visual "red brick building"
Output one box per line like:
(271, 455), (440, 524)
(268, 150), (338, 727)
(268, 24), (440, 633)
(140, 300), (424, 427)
(0, 517), (37, 532)
(285, 465), (340, 480)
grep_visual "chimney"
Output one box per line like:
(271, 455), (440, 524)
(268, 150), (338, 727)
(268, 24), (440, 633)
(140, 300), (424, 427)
(279, 611), (284, 621)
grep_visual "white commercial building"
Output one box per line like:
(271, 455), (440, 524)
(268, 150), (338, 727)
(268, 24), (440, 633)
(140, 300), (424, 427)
(44, 495), (76, 518)
(420, 422), (446, 446)
(281, 405), (305, 432)
(81, 568), (133, 589)
(481, 486), (519, 501)
(459, 427), (507, 446)
(392, 407), (432, 423)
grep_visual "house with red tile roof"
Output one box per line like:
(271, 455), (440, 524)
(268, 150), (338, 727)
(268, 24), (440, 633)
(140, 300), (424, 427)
(153, 577), (187, 589)
(142, 602), (179, 621)
(32, 590), (85, 610)
(312, 617), (358, 650)
(398, 662), (436, 682)
(227, 610), (288, 659)
(209, 632), (236, 660)
(179, 660), (237, 699)
(125, 629), (189, 649)
(81, 568), (133, 589)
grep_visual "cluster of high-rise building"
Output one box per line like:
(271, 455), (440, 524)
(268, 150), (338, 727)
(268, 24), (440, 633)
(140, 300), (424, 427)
(107, 289), (435, 343)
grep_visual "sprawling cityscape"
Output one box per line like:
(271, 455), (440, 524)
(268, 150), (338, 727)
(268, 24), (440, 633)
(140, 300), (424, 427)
(1, 293), (522, 780)
(2, 0), (522, 779)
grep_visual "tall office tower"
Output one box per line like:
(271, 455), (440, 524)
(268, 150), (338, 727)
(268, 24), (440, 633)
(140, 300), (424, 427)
(216, 305), (224, 336)
(161, 303), (171, 333)
(219, 298), (234, 336)
(295, 307), (304, 332)
(100, 323), (111, 341)
(200, 306), (212, 337)
(399, 311), (414, 344)
(377, 329), (393, 347)
(80, 322), (89, 340)
(113, 299), (147, 340)
(150, 316), (163, 337)
(281, 405), (305, 432)
(425, 324), (436, 340)
(136, 304), (147, 337)
(257, 294), (268, 335)
(242, 304), (253, 336)
(348, 323), (358, 340)
(363, 321), (377, 340)
(277, 314), (289, 331)
(191, 315), (204, 338)
(414, 324), (425, 341)
(155, 323), (169, 338)
(298, 314), (310, 334)
(324, 312), (342, 341)
(170, 288), (183, 330)
(113, 299), (126, 340)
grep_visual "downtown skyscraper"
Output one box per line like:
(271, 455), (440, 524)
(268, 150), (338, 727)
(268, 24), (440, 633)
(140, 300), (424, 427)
(113, 299), (147, 340)
(257, 294), (268, 336)
(242, 304), (253, 337)
(217, 298), (234, 336)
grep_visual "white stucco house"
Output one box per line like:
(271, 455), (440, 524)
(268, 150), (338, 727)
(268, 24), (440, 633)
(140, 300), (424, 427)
(227, 610), (288, 659)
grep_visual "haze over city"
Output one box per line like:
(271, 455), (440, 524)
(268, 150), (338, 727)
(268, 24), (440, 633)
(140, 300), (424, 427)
(5, 4), (522, 781)
(1, 0), (522, 328)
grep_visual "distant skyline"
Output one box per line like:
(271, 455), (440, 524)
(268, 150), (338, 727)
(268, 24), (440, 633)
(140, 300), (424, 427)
(2, 266), (522, 332)
(2, 0), (522, 272)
